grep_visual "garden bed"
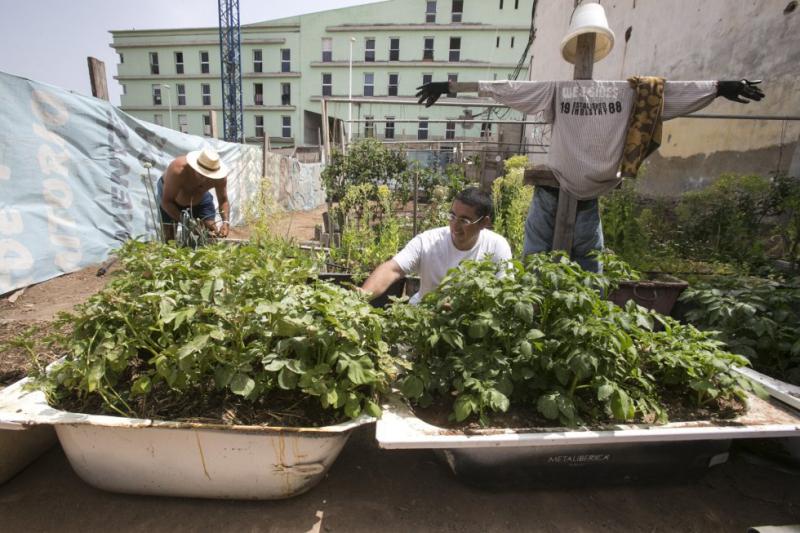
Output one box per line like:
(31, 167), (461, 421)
(375, 392), (800, 488)
(0, 376), (371, 499)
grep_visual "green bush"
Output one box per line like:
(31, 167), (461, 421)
(492, 155), (533, 257)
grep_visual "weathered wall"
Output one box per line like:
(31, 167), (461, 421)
(528, 0), (800, 195)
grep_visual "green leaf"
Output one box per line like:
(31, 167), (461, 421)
(597, 383), (614, 401)
(537, 393), (559, 420)
(610, 389), (632, 421)
(453, 394), (477, 422)
(200, 280), (213, 302)
(278, 367), (299, 390)
(323, 388), (339, 408)
(365, 400), (382, 418)
(214, 366), (235, 389)
(177, 334), (209, 359)
(230, 373), (255, 397)
(488, 390), (510, 412)
(131, 376), (151, 396)
(400, 375), (424, 399)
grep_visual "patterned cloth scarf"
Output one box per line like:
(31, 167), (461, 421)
(620, 76), (665, 178)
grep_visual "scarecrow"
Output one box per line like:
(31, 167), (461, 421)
(416, 3), (764, 272)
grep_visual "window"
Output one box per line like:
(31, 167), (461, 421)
(322, 38), (332, 62)
(253, 49), (263, 73)
(515, 0), (519, 8)
(322, 73), (332, 96)
(447, 73), (458, 97)
(176, 84), (186, 105)
(388, 73), (399, 96)
(201, 83), (211, 106)
(149, 52), (159, 75)
(363, 73), (374, 96)
(178, 114), (188, 133)
(496, 36), (500, 48)
(385, 117), (395, 139)
(203, 114), (212, 136)
(282, 115), (292, 138)
(119, 53), (124, 64)
(426, 1), (436, 23)
(499, 0), (504, 8)
(281, 49), (290, 72)
(152, 84), (162, 105)
(389, 38), (400, 61)
(200, 51), (210, 74)
(481, 122), (492, 138)
(365, 38), (375, 62)
(255, 115), (264, 138)
(452, 0), (463, 22)
(511, 36), (515, 48)
(153, 114), (163, 126)
(121, 84), (127, 95)
(418, 118), (429, 140)
(449, 37), (461, 61)
(174, 52), (184, 74)
(254, 83), (263, 105)
(364, 115), (374, 138)
(423, 37), (434, 60)
(446, 121), (456, 140)
(281, 83), (291, 105)
(422, 73), (433, 86)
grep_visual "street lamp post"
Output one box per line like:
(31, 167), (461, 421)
(348, 36), (355, 143)
(161, 84), (174, 130)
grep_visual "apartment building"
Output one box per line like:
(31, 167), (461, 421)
(111, 0), (533, 146)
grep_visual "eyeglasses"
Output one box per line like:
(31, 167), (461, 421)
(448, 212), (485, 226)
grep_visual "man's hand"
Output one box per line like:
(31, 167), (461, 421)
(416, 82), (451, 107)
(717, 79), (765, 103)
(217, 221), (230, 238)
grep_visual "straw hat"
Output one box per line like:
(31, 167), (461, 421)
(186, 148), (229, 180)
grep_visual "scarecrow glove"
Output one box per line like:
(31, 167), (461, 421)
(416, 82), (451, 107)
(717, 79), (765, 104)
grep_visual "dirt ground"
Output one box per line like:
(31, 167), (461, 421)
(1, 205), (799, 531)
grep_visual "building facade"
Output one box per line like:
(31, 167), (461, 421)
(111, 0), (534, 147)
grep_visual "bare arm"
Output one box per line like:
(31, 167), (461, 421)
(361, 259), (405, 300)
(214, 179), (230, 237)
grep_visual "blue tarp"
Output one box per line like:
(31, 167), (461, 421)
(0, 71), (264, 294)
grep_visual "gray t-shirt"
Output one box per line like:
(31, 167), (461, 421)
(479, 80), (717, 199)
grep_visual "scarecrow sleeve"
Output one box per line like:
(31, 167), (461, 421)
(662, 81), (717, 120)
(478, 80), (557, 118)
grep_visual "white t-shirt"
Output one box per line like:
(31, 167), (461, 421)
(393, 226), (512, 304)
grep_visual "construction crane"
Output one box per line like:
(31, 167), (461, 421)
(218, 0), (244, 143)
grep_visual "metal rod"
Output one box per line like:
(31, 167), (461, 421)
(322, 96), (508, 107)
(347, 119), (548, 125)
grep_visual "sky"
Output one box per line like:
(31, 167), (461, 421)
(0, 0), (383, 105)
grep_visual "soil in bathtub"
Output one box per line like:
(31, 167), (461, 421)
(25, 240), (398, 428)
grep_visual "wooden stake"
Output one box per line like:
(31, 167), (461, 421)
(87, 57), (109, 101)
(552, 32), (595, 254)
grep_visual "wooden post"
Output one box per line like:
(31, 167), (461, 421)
(412, 169), (419, 237)
(339, 120), (346, 153)
(209, 111), (219, 139)
(552, 32), (595, 254)
(87, 57), (109, 101)
(321, 99), (331, 163)
(262, 133), (270, 178)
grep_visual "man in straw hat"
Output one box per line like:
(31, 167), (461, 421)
(415, 3), (764, 273)
(157, 148), (231, 241)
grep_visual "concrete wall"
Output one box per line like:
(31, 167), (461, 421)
(526, 0), (800, 195)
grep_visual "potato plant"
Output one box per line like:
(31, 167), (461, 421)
(31, 240), (398, 425)
(390, 254), (754, 427)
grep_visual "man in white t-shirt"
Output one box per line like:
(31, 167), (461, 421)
(361, 187), (512, 304)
